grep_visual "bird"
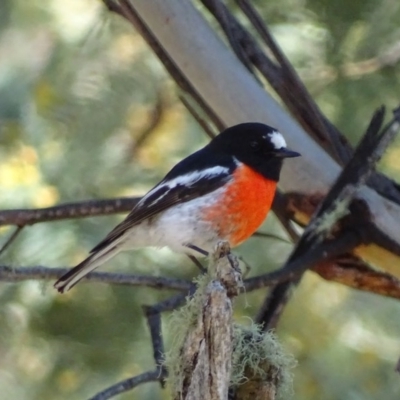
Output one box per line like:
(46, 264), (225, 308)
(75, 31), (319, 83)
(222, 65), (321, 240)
(54, 122), (300, 293)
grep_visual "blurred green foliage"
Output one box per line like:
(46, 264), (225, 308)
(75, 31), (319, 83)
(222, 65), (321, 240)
(0, 0), (400, 399)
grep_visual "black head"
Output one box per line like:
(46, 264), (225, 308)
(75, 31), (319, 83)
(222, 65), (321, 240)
(208, 122), (300, 181)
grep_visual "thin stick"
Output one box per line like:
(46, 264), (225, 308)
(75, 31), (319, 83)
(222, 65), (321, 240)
(0, 226), (23, 256)
(0, 266), (191, 291)
(179, 95), (217, 139)
(89, 367), (165, 400)
(245, 231), (361, 291)
(143, 305), (167, 387)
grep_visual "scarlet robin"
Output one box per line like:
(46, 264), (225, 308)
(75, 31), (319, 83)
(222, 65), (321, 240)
(55, 122), (300, 293)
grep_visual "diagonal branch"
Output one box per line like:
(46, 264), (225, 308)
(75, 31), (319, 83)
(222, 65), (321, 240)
(179, 95), (217, 139)
(0, 226), (23, 256)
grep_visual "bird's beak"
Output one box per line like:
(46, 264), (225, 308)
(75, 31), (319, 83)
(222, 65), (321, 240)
(274, 148), (301, 158)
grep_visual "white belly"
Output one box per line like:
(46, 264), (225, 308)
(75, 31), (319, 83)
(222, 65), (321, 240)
(119, 188), (225, 255)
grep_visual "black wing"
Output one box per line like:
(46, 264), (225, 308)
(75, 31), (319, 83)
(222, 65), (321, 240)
(90, 148), (234, 254)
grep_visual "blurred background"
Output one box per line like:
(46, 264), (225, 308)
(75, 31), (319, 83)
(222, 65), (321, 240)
(1, 0), (400, 399)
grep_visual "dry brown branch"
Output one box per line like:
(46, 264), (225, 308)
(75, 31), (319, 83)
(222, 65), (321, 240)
(314, 256), (400, 298)
(167, 243), (295, 400)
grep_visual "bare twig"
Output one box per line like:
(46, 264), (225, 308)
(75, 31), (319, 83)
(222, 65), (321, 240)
(0, 200), (292, 247)
(179, 95), (217, 139)
(272, 191), (301, 243)
(127, 90), (167, 159)
(0, 265), (191, 291)
(143, 305), (167, 387)
(314, 256), (400, 299)
(89, 367), (165, 400)
(208, 0), (257, 77)
(150, 289), (195, 313)
(0, 226), (23, 256)
(244, 231), (361, 291)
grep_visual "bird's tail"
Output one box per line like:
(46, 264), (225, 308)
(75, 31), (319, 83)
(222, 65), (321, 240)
(54, 245), (120, 293)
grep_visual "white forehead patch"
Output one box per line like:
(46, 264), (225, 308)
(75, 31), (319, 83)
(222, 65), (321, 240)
(267, 131), (287, 149)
